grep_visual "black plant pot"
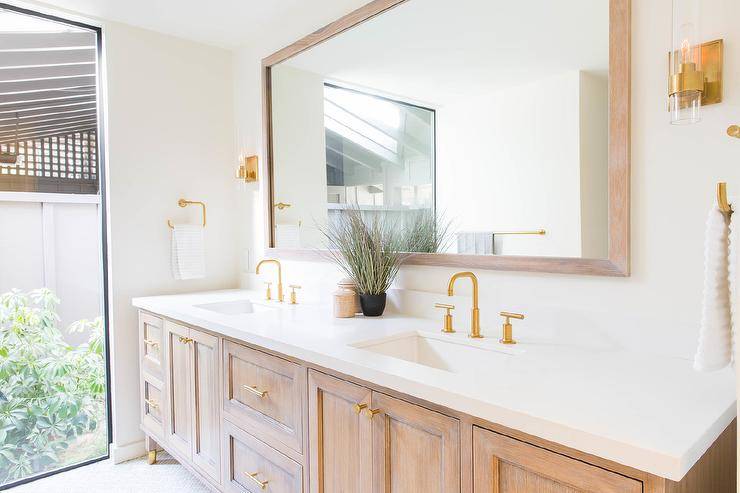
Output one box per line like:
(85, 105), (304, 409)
(359, 293), (387, 317)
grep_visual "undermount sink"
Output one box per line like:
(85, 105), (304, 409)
(194, 299), (273, 316)
(350, 331), (520, 373)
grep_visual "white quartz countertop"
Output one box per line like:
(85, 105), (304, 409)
(132, 289), (736, 481)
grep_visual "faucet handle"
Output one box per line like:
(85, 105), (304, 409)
(288, 285), (301, 304)
(499, 311), (524, 344)
(434, 303), (456, 333)
(500, 311), (525, 321)
(264, 281), (273, 301)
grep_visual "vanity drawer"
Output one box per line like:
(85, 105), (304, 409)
(223, 419), (303, 493)
(223, 340), (305, 455)
(139, 312), (164, 379)
(141, 373), (165, 441)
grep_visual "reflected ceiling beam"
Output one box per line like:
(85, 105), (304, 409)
(0, 98), (96, 115)
(0, 117), (97, 135)
(325, 144), (381, 172)
(0, 125), (96, 145)
(0, 32), (95, 51)
(325, 115), (398, 164)
(0, 63), (96, 82)
(0, 108), (96, 125)
(0, 75), (96, 94)
(325, 98), (429, 157)
(1, 48), (95, 68)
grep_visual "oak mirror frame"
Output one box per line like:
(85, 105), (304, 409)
(261, 0), (630, 277)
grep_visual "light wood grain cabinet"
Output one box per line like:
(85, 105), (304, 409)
(139, 311), (733, 493)
(163, 320), (222, 484)
(139, 312), (163, 380)
(191, 328), (222, 483)
(140, 374), (165, 442)
(308, 370), (372, 493)
(223, 340), (305, 456)
(308, 370), (459, 493)
(164, 320), (193, 459)
(223, 420), (303, 493)
(472, 426), (642, 493)
(372, 392), (460, 493)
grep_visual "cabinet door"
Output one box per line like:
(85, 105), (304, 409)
(473, 427), (642, 493)
(308, 370), (372, 493)
(371, 392), (460, 493)
(164, 320), (192, 459)
(190, 328), (221, 483)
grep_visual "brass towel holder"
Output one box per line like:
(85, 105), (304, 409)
(167, 199), (207, 228)
(717, 183), (733, 217)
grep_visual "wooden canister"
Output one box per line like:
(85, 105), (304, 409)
(337, 278), (361, 313)
(333, 289), (356, 318)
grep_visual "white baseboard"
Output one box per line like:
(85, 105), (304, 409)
(110, 439), (146, 464)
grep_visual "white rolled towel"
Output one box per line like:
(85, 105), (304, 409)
(694, 205), (733, 371)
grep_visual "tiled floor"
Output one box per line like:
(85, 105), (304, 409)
(8, 452), (210, 493)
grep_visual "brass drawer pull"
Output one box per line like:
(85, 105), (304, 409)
(178, 336), (193, 344)
(245, 471), (269, 489)
(243, 384), (268, 398)
(144, 398), (159, 410)
(354, 403), (367, 414)
(366, 408), (382, 420)
(143, 339), (160, 349)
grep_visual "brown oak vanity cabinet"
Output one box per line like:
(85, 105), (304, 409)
(473, 427), (641, 493)
(138, 311), (735, 493)
(162, 320), (222, 485)
(309, 370), (460, 493)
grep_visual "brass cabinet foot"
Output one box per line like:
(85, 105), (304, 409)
(147, 450), (157, 465)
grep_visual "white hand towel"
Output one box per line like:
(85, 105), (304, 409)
(694, 205), (733, 371)
(171, 224), (205, 280)
(275, 223), (301, 249)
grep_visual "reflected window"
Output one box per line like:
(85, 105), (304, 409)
(323, 84), (435, 217)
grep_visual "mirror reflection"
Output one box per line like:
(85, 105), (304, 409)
(270, 0), (609, 258)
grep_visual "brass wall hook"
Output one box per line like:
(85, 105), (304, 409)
(167, 199), (207, 228)
(717, 182), (733, 216)
(728, 125), (740, 139)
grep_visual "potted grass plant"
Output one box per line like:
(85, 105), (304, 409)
(320, 208), (407, 317)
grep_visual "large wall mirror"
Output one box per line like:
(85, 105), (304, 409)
(263, 0), (630, 276)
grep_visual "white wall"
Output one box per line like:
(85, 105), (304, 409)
(436, 71), (585, 257)
(235, 0), (740, 362)
(104, 22), (239, 461)
(271, 64), (328, 248)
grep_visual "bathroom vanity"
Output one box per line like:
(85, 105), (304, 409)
(133, 291), (735, 493)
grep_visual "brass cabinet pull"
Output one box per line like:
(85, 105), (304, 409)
(178, 336), (193, 344)
(245, 471), (269, 489)
(243, 384), (268, 398)
(144, 398), (159, 410)
(143, 339), (160, 349)
(353, 403), (368, 414)
(366, 408), (382, 420)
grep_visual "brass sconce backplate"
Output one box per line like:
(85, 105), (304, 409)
(668, 39), (723, 107)
(237, 155), (258, 183)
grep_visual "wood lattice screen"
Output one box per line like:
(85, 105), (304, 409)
(0, 130), (98, 194)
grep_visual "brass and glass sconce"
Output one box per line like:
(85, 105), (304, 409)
(236, 155), (258, 182)
(669, 0), (723, 125)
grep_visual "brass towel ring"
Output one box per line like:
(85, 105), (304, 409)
(717, 182), (733, 216)
(167, 199), (207, 228)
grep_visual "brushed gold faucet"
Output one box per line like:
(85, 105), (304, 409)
(447, 271), (482, 338)
(256, 259), (284, 302)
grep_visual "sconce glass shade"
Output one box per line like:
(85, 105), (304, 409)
(670, 0), (702, 124)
